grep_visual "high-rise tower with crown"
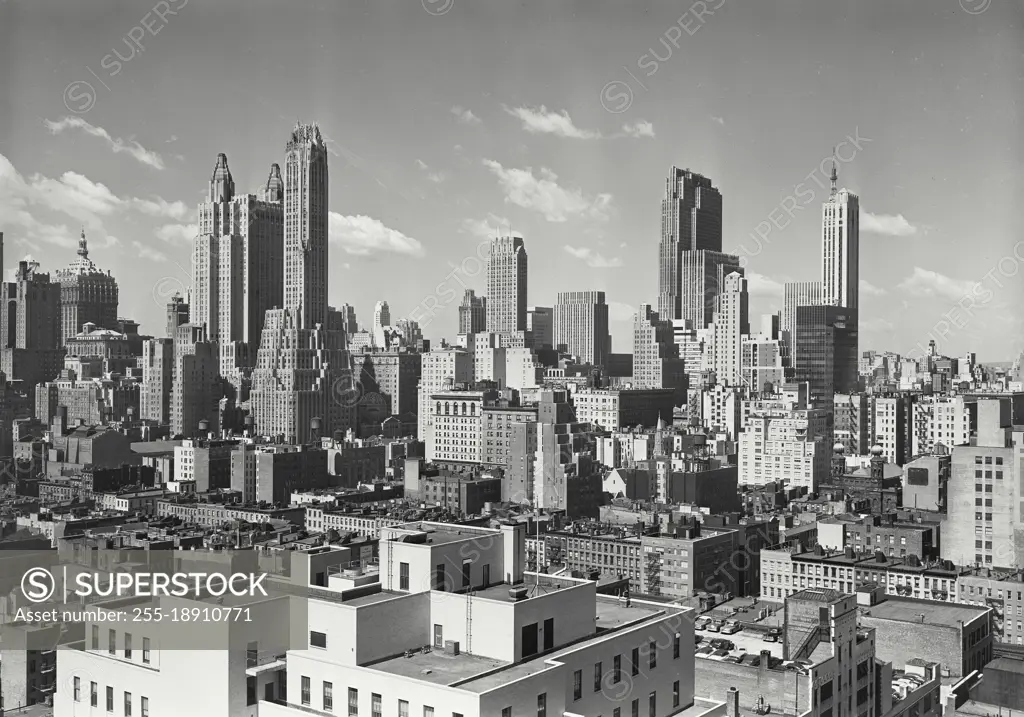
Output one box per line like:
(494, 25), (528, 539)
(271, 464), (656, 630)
(821, 151), (860, 310)
(55, 229), (119, 347)
(284, 122), (329, 330)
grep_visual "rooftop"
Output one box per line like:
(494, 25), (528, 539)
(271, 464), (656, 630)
(860, 596), (989, 628)
(369, 648), (507, 685)
(791, 588), (847, 603)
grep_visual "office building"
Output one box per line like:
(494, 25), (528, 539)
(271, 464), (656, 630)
(572, 388), (675, 431)
(782, 281), (821, 359)
(1, 260), (65, 389)
(485, 235), (527, 334)
(708, 272), (749, 387)
(821, 160), (860, 309)
(55, 229), (119, 346)
(872, 395), (913, 466)
(525, 305), (552, 348)
(352, 351), (421, 417)
(417, 347), (473, 442)
(371, 300), (391, 348)
(912, 395), (973, 457)
(165, 292), (189, 338)
(633, 304), (687, 399)
(834, 392), (870, 455)
(458, 289), (486, 335)
(170, 324), (220, 438)
(284, 122), (329, 329)
(793, 305), (858, 413)
(553, 290), (609, 367)
(139, 338), (174, 425)
(738, 407), (830, 490)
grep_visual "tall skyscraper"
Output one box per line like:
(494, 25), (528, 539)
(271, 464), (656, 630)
(372, 300), (391, 348)
(658, 167), (724, 321)
(250, 123), (353, 444)
(675, 250), (744, 328)
(709, 272), (749, 387)
(56, 230), (119, 346)
(633, 304), (687, 400)
(1, 260), (64, 389)
(458, 290), (486, 335)
(140, 337), (174, 425)
(821, 158), (860, 309)
(485, 235), (527, 334)
(526, 306), (552, 348)
(284, 123), (329, 329)
(171, 324), (220, 437)
(782, 281), (821, 358)
(793, 305), (859, 413)
(552, 291), (610, 367)
(336, 303), (358, 336)
(193, 153), (284, 373)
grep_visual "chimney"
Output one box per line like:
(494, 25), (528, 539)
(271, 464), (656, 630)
(725, 687), (740, 717)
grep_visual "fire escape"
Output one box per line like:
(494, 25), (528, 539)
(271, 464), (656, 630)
(646, 549), (662, 597)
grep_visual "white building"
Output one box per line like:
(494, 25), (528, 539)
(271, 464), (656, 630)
(738, 407), (829, 490)
(417, 348), (473, 444)
(701, 385), (742, 440)
(912, 396), (972, 456)
(708, 272), (748, 387)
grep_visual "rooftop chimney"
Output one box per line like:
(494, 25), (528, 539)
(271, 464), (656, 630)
(725, 687), (740, 717)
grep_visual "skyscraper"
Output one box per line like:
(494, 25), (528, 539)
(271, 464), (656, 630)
(485, 235), (527, 334)
(55, 230), (119, 345)
(165, 293), (189, 339)
(193, 153), (284, 372)
(525, 305), (552, 348)
(458, 290), (486, 335)
(821, 158), (860, 309)
(676, 250), (744, 328)
(552, 291), (610, 366)
(782, 281), (821, 358)
(284, 123), (329, 329)
(793, 305), (859, 413)
(171, 324), (220, 437)
(633, 304), (687, 400)
(658, 166), (725, 321)
(372, 300), (391, 348)
(709, 272), (749, 387)
(141, 337), (174, 425)
(1, 260), (64, 389)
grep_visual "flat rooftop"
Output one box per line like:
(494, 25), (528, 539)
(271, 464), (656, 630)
(369, 648), (507, 685)
(386, 522), (499, 547)
(861, 597), (989, 628)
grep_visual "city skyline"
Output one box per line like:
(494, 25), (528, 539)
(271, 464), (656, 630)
(0, 0), (1021, 361)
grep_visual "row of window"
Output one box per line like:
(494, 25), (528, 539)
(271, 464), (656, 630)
(571, 637), (683, 703)
(93, 626), (151, 664)
(72, 677), (148, 716)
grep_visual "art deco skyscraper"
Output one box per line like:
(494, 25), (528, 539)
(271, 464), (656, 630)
(284, 123), (329, 329)
(708, 272), (750, 387)
(485, 236), (527, 334)
(659, 167), (733, 323)
(553, 291), (610, 367)
(192, 154), (284, 373)
(821, 157), (860, 309)
(56, 230), (119, 345)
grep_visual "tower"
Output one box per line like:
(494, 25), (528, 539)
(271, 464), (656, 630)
(485, 236), (528, 335)
(552, 291), (610, 367)
(56, 229), (119, 346)
(284, 122), (329, 329)
(709, 272), (749, 386)
(821, 152), (860, 310)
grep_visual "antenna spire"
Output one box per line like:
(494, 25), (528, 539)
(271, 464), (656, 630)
(829, 146), (838, 197)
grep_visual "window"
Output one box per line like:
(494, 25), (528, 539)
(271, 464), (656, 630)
(632, 698), (639, 717)
(348, 688), (358, 716)
(631, 647), (639, 676)
(301, 676), (311, 706)
(594, 661), (602, 692)
(73, 676), (80, 701)
(502, 709), (512, 717)
(649, 640), (656, 669)
(311, 631), (327, 648)
(141, 697), (149, 717)
(399, 700), (409, 717)
(91, 625), (99, 650)
(109, 629), (116, 655)
(248, 677), (257, 706)
(537, 692), (547, 717)
(91, 682), (98, 707)
(649, 691), (656, 717)
(400, 562), (409, 591)
(614, 654), (622, 683)
(324, 682), (333, 711)
(462, 561), (471, 588)
(125, 633), (132, 659)
(372, 693), (382, 717)
(424, 708), (434, 717)
(673, 634), (680, 659)
(125, 692), (132, 716)
(573, 669), (582, 700)
(142, 637), (150, 664)
(673, 681), (680, 708)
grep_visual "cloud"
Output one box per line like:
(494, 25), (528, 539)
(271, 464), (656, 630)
(415, 159), (429, 171)
(427, 172), (447, 184)
(329, 213), (424, 256)
(482, 159), (612, 222)
(620, 120), (655, 138)
(711, 115), (725, 126)
(132, 240), (168, 262)
(504, 105), (601, 139)
(859, 279), (887, 296)
(155, 223), (198, 244)
(897, 266), (976, 302)
(563, 245), (623, 268)
(451, 106), (481, 125)
(44, 117), (165, 170)
(746, 271), (785, 297)
(608, 301), (636, 322)
(861, 210), (918, 237)
(132, 197), (190, 220)
(461, 213), (512, 239)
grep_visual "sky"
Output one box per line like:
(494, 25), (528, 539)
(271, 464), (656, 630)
(0, 0), (1022, 360)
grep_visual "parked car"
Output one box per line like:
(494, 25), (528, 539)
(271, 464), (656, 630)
(694, 616), (711, 631)
(722, 620), (741, 635)
(762, 628), (781, 643)
(709, 649), (731, 661)
(694, 635), (704, 646)
(706, 620), (723, 633)
(695, 646), (715, 658)
(709, 638), (734, 651)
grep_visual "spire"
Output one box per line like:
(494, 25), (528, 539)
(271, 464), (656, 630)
(209, 153), (235, 202)
(78, 228), (88, 258)
(265, 163), (283, 203)
(829, 146), (838, 197)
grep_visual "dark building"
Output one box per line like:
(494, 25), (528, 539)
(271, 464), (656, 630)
(703, 513), (780, 598)
(794, 304), (859, 413)
(819, 445), (902, 513)
(0, 260), (65, 389)
(165, 293), (189, 339)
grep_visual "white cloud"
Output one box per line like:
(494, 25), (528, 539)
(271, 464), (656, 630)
(132, 240), (168, 262)
(859, 279), (887, 296)
(44, 116), (165, 170)
(897, 266), (976, 302)
(620, 120), (655, 138)
(415, 159), (429, 170)
(451, 106), (481, 125)
(711, 115), (725, 126)
(461, 213), (512, 239)
(132, 197), (190, 220)
(155, 223), (198, 244)
(482, 159), (612, 222)
(861, 210), (918, 237)
(427, 172), (447, 184)
(329, 213), (424, 256)
(563, 245), (623, 268)
(504, 105), (601, 139)
(608, 301), (636, 322)
(746, 271), (785, 297)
